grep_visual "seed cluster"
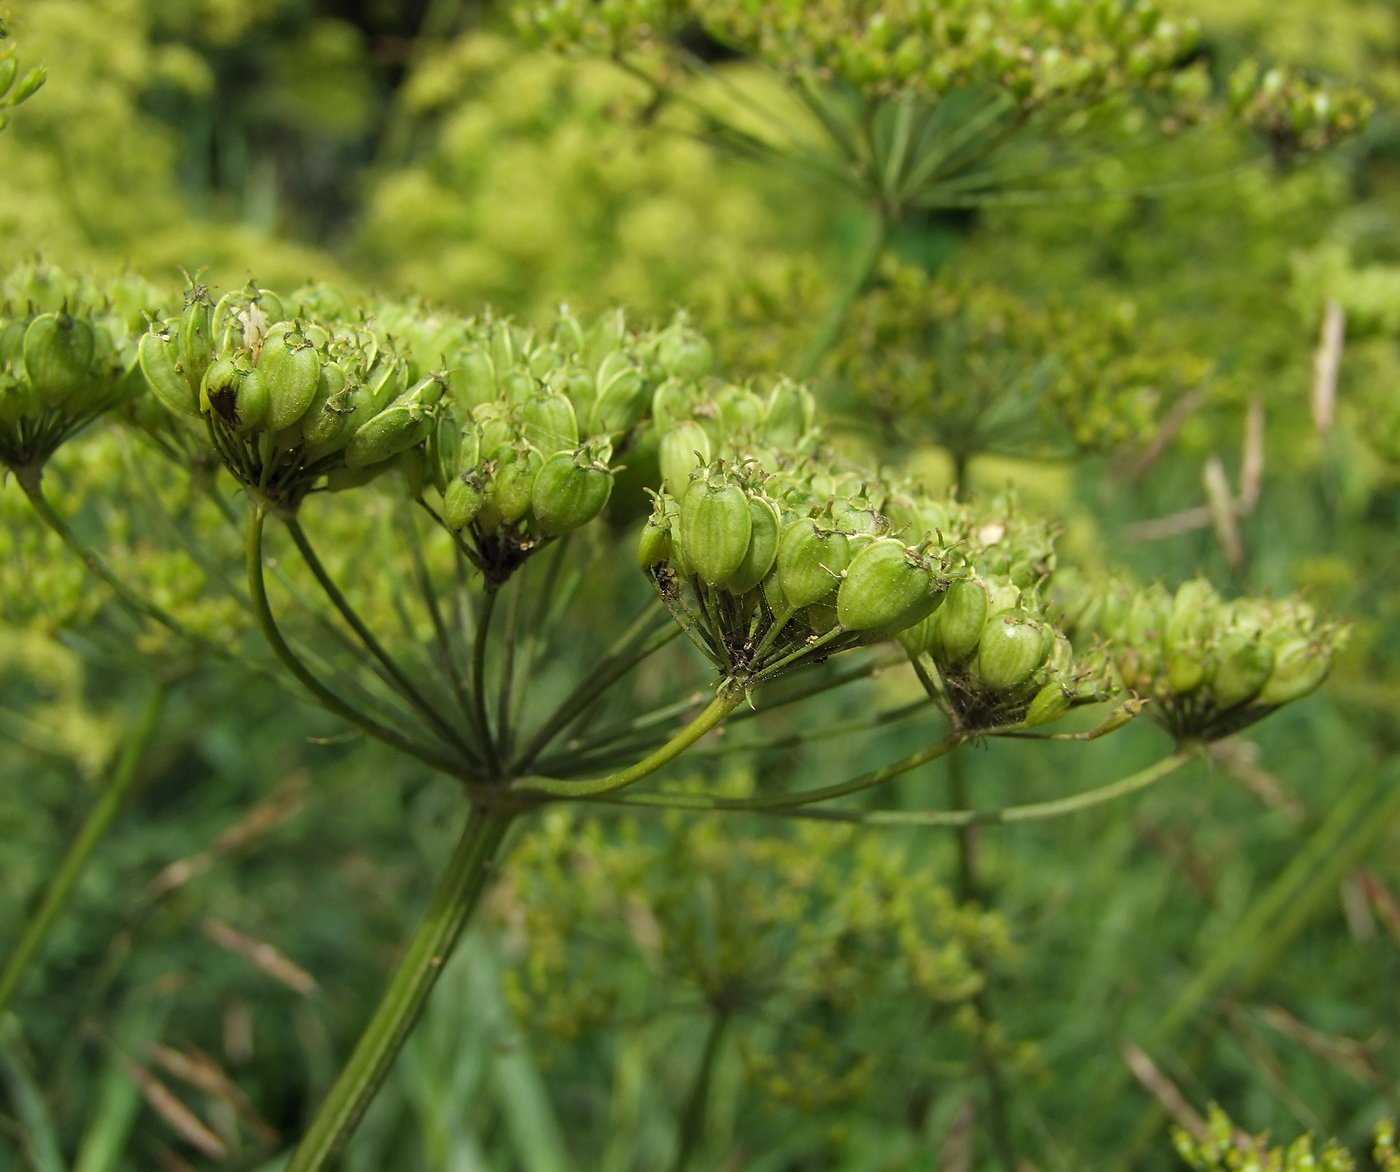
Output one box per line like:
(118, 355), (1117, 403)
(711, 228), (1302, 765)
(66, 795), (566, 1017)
(1083, 577), (1348, 742)
(0, 268), (161, 471)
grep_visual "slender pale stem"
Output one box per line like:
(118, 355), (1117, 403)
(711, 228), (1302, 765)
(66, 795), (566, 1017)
(286, 806), (513, 1172)
(599, 750), (1197, 824)
(514, 692), (742, 799)
(284, 518), (475, 762)
(16, 468), (227, 664)
(670, 1007), (731, 1172)
(0, 681), (166, 1016)
(473, 584), (501, 779)
(246, 506), (460, 775)
(592, 732), (964, 813)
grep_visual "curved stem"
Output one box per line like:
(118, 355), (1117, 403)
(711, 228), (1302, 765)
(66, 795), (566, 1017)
(514, 691), (742, 799)
(246, 505), (461, 776)
(0, 681), (165, 1016)
(596, 749), (1197, 823)
(284, 517), (474, 762)
(287, 806), (513, 1172)
(16, 468), (224, 663)
(670, 1007), (731, 1172)
(512, 601), (673, 773)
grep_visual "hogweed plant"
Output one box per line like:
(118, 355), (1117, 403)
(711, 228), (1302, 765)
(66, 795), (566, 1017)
(0, 260), (1348, 1169)
(0, 15), (43, 132)
(518, 0), (1371, 373)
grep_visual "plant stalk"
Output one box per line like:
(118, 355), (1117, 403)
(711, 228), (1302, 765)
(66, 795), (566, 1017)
(286, 805), (513, 1172)
(0, 681), (165, 1016)
(515, 691), (742, 799)
(670, 1007), (731, 1172)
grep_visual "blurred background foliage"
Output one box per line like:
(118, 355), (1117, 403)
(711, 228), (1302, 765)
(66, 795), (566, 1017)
(4, 1), (1400, 1170)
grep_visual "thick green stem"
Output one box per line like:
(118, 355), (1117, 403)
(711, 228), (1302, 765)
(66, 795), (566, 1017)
(670, 1008), (731, 1172)
(0, 682), (165, 1016)
(246, 506), (459, 775)
(287, 806), (513, 1172)
(514, 692), (742, 799)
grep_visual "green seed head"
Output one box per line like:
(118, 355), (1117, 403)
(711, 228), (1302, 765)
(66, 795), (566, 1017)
(654, 318), (714, 381)
(449, 348), (496, 410)
(659, 421), (712, 496)
(724, 494), (781, 595)
(258, 329), (323, 433)
(23, 311), (95, 407)
(139, 323), (198, 416)
(589, 351), (647, 435)
(520, 393), (579, 455)
(1257, 637), (1331, 706)
(930, 576), (989, 663)
(179, 289), (215, 390)
(777, 518), (851, 609)
(679, 478), (753, 587)
(444, 473), (485, 531)
(763, 380), (816, 447)
(493, 446), (541, 525)
(1024, 683), (1072, 728)
(638, 511), (674, 572)
(836, 537), (934, 633)
(532, 450), (613, 536)
(1209, 634), (1275, 710)
(201, 356), (269, 434)
(976, 612), (1049, 691)
(344, 402), (434, 468)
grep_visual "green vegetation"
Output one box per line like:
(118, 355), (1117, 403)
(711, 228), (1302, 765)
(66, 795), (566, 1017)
(0, 2), (1398, 1171)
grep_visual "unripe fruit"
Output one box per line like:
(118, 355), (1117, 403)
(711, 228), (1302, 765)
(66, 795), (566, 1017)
(179, 295), (215, 390)
(139, 325), (198, 416)
(1257, 638), (1330, 706)
(590, 352), (647, 435)
(680, 480), (752, 587)
(763, 380), (815, 446)
(24, 312), (94, 407)
(977, 613), (1048, 691)
(344, 403), (434, 468)
(659, 421), (711, 495)
(837, 538), (933, 632)
(520, 393), (579, 455)
(638, 515), (674, 571)
(1024, 683), (1072, 727)
(258, 332), (322, 432)
(654, 322), (714, 381)
(444, 474), (484, 530)
(896, 612), (935, 659)
(493, 448), (539, 525)
(930, 577), (989, 662)
(776, 519), (850, 609)
(532, 452), (613, 535)
(0, 319), (25, 366)
(0, 371), (35, 423)
(201, 357), (269, 434)
(500, 370), (537, 406)
(449, 349), (495, 409)
(1167, 651), (1207, 694)
(725, 495), (781, 595)
(301, 362), (353, 452)
(1210, 634), (1275, 710)
(715, 386), (763, 437)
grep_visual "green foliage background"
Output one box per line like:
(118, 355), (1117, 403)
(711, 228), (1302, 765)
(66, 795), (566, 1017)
(3, 1), (1400, 1170)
